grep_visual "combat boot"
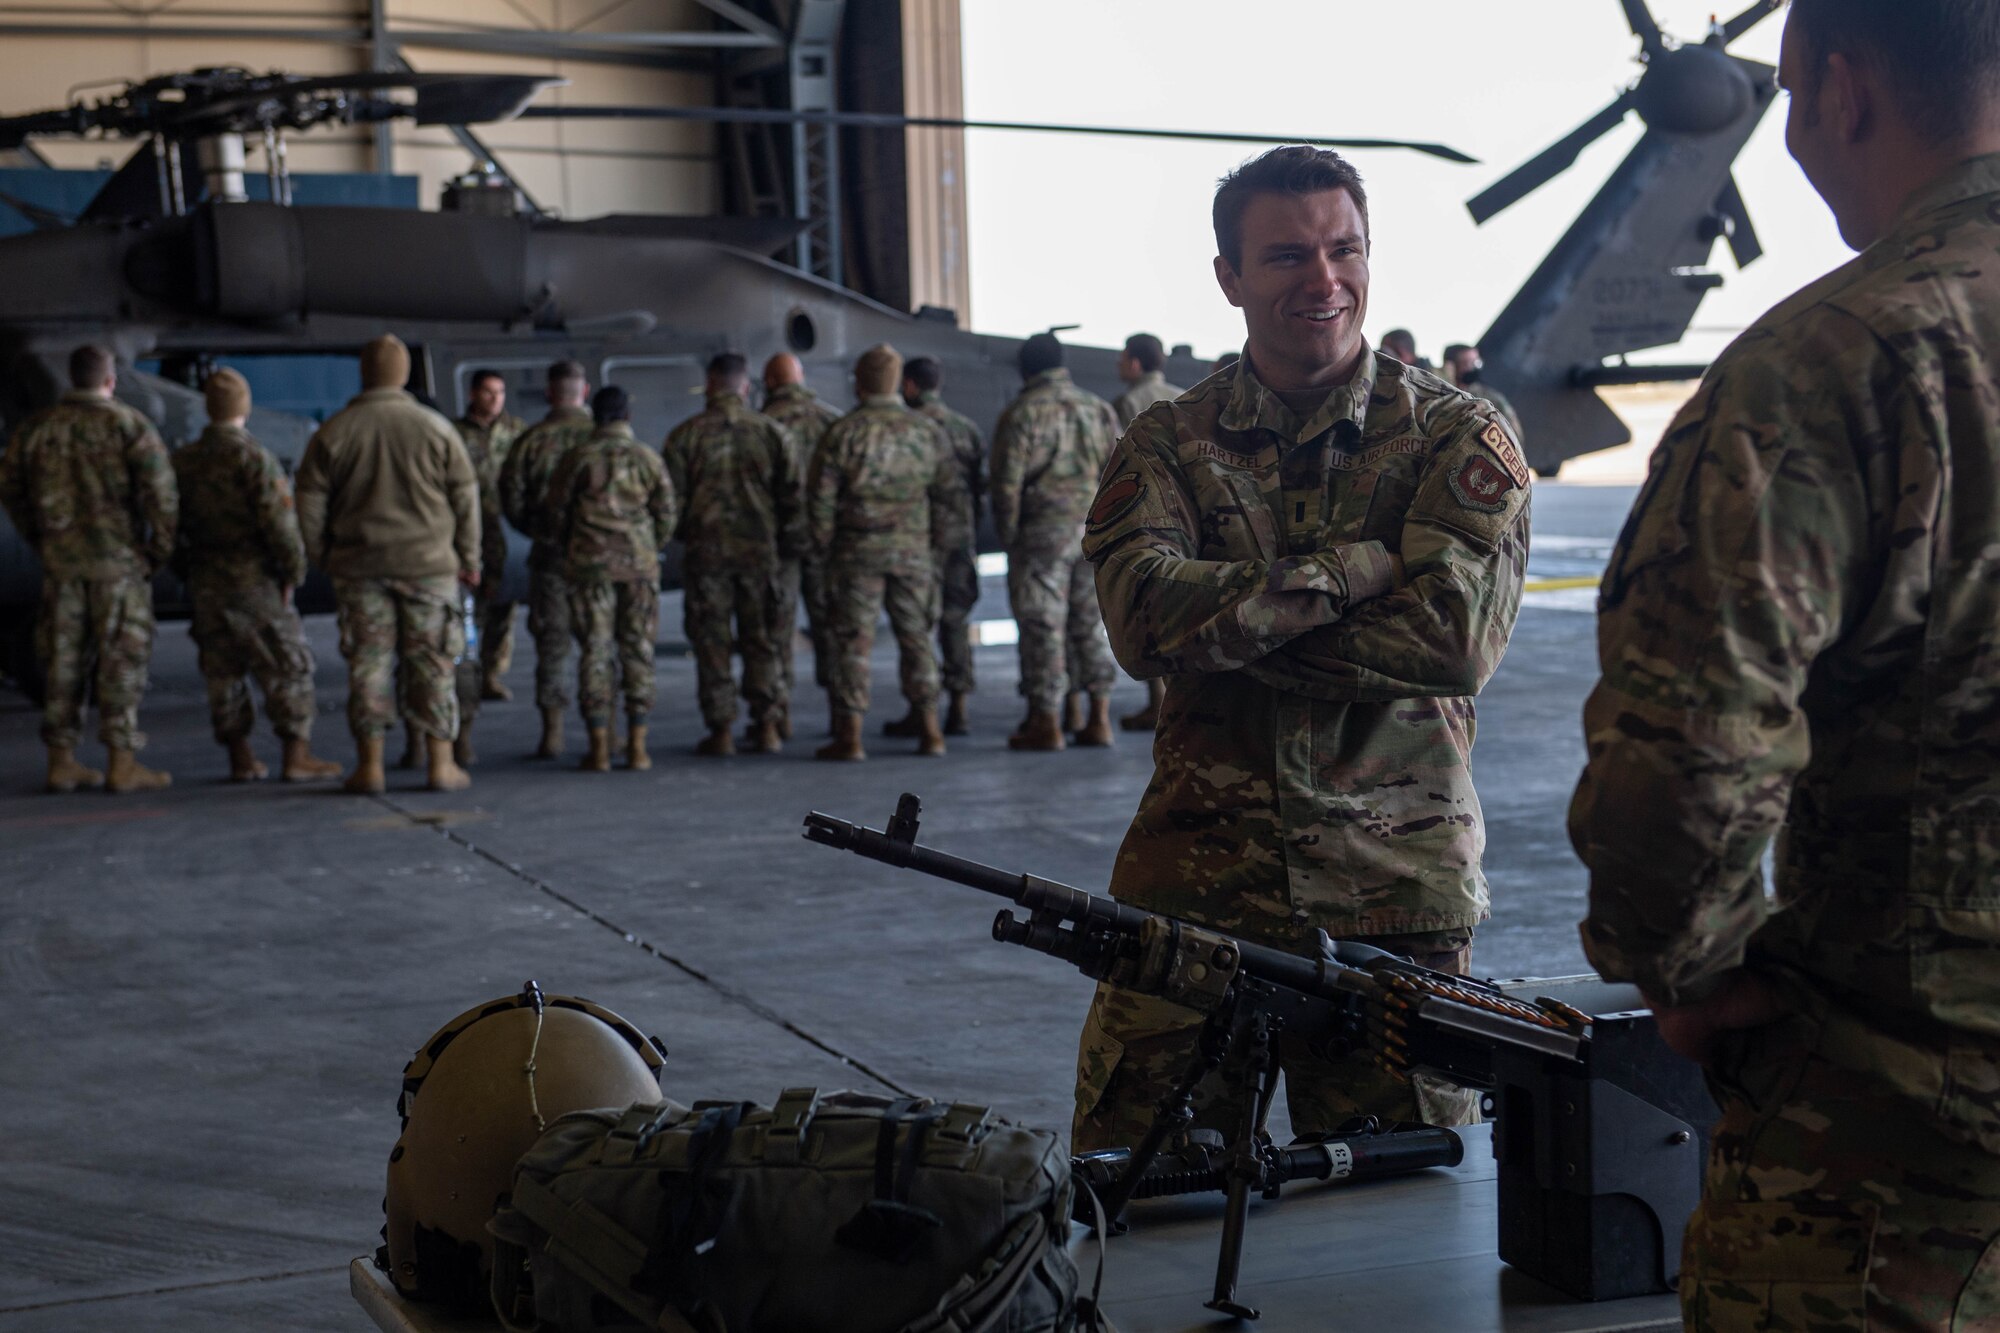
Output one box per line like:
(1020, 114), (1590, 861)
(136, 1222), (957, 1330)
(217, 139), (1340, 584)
(625, 721), (652, 771)
(280, 737), (343, 782)
(395, 723), (424, 770)
(1122, 679), (1164, 731)
(480, 675), (513, 703)
(753, 716), (784, 754)
(944, 691), (970, 736)
(343, 734), (386, 794)
(1008, 708), (1066, 752)
(815, 711), (866, 762)
(226, 738), (268, 782)
(105, 748), (173, 793)
(535, 707), (564, 759)
(1074, 696), (1114, 748)
(777, 705), (794, 741)
(695, 726), (736, 758)
(427, 735), (473, 792)
(915, 707), (946, 757)
(454, 718), (476, 768)
(45, 745), (103, 794)
(581, 725), (613, 772)
(880, 707), (921, 738)
(1063, 693), (1087, 736)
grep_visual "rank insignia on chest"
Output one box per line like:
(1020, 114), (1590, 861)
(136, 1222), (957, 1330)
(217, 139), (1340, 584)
(1088, 470), (1146, 531)
(1448, 454), (1517, 514)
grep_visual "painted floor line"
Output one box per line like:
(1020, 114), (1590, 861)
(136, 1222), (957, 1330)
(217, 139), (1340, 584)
(0, 1263), (347, 1314)
(372, 793), (918, 1099)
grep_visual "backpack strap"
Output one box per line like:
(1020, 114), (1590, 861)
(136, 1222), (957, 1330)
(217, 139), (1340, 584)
(835, 1098), (948, 1263)
(506, 1173), (706, 1333)
(762, 1087), (819, 1165)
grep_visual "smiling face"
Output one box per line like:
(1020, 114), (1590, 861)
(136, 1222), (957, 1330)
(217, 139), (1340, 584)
(1214, 188), (1371, 391)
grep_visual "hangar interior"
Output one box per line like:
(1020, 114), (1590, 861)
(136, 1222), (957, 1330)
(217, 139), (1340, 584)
(0, 5), (1702, 1333)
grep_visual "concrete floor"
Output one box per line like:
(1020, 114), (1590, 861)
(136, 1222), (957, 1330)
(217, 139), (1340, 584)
(0, 482), (1634, 1331)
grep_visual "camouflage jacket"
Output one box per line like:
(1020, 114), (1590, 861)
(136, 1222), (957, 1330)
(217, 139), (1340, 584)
(1113, 370), (1185, 430)
(1083, 351), (1530, 943)
(662, 391), (802, 569)
(806, 394), (963, 568)
(990, 368), (1119, 553)
(1571, 153), (2000, 1148)
(296, 388), (478, 581)
(761, 382), (842, 483)
(548, 421), (679, 585)
(497, 405), (595, 572)
(170, 423), (307, 588)
(456, 412), (525, 583)
(910, 389), (984, 553)
(1468, 382), (1523, 443)
(0, 390), (176, 580)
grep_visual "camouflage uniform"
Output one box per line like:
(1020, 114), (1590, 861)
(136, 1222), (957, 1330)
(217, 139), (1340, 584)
(0, 391), (176, 751)
(454, 411), (526, 687)
(170, 423), (319, 743)
(1571, 153), (2000, 1330)
(663, 391), (802, 731)
(1112, 370), (1185, 431)
(910, 389), (985, 697)
(1073, 352), (1530, 1150)
(498, 405), (596, 712)
(296, 388), (478, 741)
(761, 383), (842, 696)
(990, 368), (1119, 712)
(806, 394), (964, 716)
(547, 421), (677, 727)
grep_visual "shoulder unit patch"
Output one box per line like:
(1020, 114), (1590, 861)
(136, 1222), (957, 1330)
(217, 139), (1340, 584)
(1480, 420), (1533, 488)
(1087, 470), (1147, 532)
(1448, 454), (1518, 514)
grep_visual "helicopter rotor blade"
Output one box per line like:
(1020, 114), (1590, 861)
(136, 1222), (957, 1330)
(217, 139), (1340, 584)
(174, 73), (562, 134)
(1466, 93), (1633, 225)
(1715, 175), (1763, 267)
(516, 104), (1478, 164)
(1718, 0), (1783, 46)
(1620, 0), (1668, 60)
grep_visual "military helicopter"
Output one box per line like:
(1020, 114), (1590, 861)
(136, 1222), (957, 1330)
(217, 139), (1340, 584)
(0, 0), (1781, 691)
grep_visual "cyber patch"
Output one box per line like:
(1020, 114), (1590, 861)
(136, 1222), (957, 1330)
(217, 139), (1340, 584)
(1480, 421), (1532, 488)
(1088, 470), (1146, 531)
(1447, 454), (1517, 514)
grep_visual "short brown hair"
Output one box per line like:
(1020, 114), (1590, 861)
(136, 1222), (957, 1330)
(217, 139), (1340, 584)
(855, 343), (902, 396)
(547, 359), (586, 390)
(1123, 333), (1165, 373)
(1791, 0), (2000, 144)
(68, 345), (114, 390)
(1213, 146), (1369, 272)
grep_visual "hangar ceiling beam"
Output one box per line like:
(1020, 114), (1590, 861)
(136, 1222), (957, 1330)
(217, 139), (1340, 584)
(683, 0), (784, 45)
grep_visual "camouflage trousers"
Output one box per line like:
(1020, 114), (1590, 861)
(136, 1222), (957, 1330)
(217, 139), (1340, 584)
(770, 557), (804, 704)
(1072, 928), (1480, 1152)
(1683, 1021), (2000, 1331)
(1007, 543), (1114, 713)
(333, 575), (462, 742)
(823, 555), (940, 716)
(685, 560), (781, 730)
(480, 594), (517, 685)
(526, 565), (573, 712)
(187, 569), (316, 744)
(800, 552), (831, 691)
(567, 578), (657, 727)
(938, 542), (979, 696)
(36, 574), (155, 751)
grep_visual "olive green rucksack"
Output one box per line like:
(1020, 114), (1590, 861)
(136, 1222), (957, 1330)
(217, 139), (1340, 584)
(488, 1088), (1108, 1333)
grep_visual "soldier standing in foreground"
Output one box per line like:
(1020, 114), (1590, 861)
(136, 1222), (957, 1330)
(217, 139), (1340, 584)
(497, 360), (594, 759)
(547, 386), (677, 773)
(989, 333), (1120, 752)
(662, 354), (801, 757)
(1074, 146), (1528, 1150)
(760, 353), (841, 733)
(807, 343), (962, 761)
(454, 369), (525, 702)
(0, 345), (177, 793)
(898, 355), (983, 737)
(170, 369), (341, 784)
(295, 334), (479, 795)
(1571, 5), (2000, 1326)
(1110, 333), (1186, 733)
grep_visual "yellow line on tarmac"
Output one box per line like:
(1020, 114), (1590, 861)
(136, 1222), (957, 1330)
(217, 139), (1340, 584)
(1522, 576), (1603, 593)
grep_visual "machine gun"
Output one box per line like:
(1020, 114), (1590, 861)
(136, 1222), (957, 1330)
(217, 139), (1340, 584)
(804, 795), (1715, 1318)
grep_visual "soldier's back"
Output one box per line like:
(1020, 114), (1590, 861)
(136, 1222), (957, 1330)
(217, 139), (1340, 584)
(1000, 371), (1117, 535)
(5, 394), (164, 578)
(668, 401), (790, 561)
(819, 399), (942, 559)
(174, 426), (282, 570)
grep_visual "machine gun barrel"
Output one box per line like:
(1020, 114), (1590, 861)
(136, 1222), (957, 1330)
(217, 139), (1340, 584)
(1071, 1122), (1464, 1210)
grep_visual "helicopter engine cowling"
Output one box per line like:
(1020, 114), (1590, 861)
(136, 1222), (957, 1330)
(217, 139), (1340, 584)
(1633, 44), (1755, 135)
